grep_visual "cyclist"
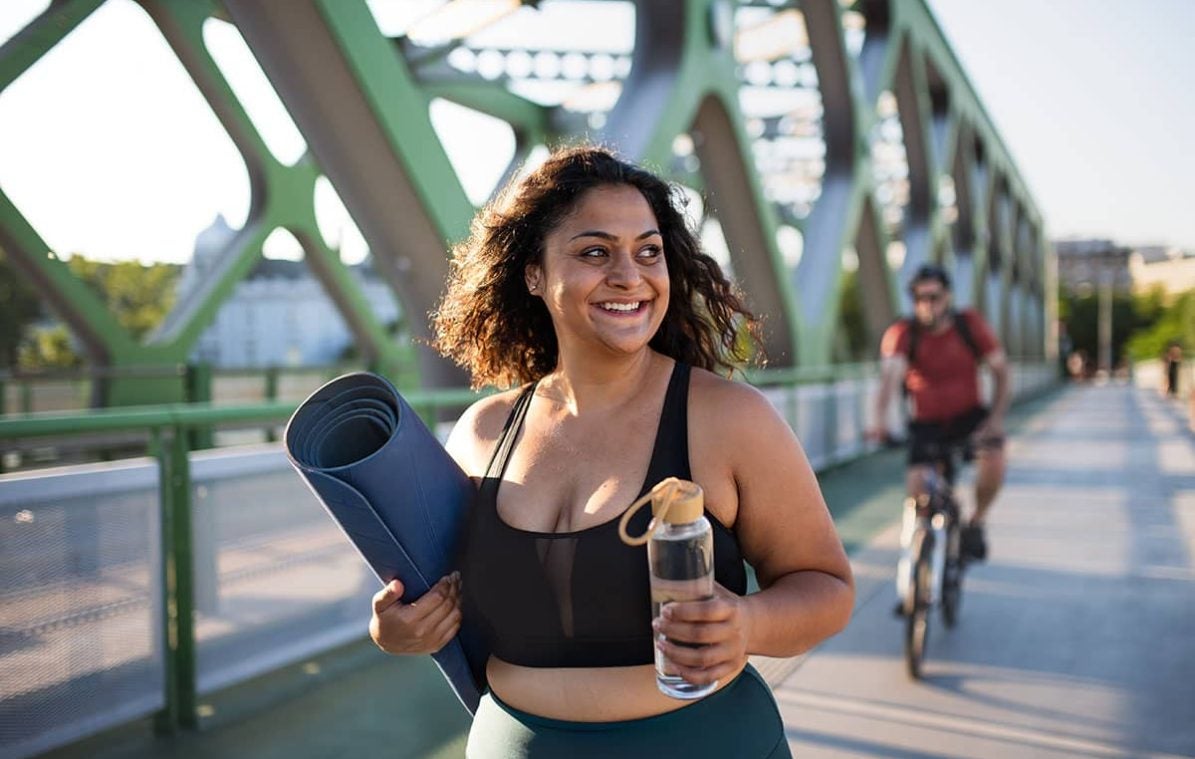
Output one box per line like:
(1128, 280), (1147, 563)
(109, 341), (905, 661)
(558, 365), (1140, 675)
(868, 263), (1011, 563)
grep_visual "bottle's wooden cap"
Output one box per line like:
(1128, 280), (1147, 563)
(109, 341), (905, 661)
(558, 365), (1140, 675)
(651, 477), (704, 524)
(618, 477), (705, 545)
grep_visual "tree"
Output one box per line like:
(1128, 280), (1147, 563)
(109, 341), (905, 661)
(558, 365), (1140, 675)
(833, 269), (870, 362)
(17, 325), (81, 369)
(66, 255), (182, 341)
(2, 254), (184, 371)
(1060, 283), (1195, 368)
(0, 248), (43, 368)
(1057, 287), (1140, 368)
(1126, 289), (1194, 361)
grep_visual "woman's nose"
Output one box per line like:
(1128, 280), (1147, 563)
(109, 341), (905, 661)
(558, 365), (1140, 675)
(606, 251), (640, 286)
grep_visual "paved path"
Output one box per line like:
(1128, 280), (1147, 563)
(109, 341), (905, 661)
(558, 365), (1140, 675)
(776, 382), (1195, 758)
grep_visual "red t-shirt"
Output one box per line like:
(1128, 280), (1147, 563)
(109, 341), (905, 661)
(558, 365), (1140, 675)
(880, 309), (1000, 423)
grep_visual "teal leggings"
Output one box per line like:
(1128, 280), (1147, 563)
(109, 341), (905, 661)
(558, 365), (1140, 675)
(465, 665), (791, 758)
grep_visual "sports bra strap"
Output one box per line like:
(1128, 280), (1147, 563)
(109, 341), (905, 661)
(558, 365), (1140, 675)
(484, 382), (537, 481)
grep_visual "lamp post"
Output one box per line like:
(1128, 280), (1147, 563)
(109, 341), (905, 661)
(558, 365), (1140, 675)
(1097, 255), (1113, 376)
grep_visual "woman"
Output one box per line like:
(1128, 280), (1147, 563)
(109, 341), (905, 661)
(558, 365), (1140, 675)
(369, 146), (853, 757)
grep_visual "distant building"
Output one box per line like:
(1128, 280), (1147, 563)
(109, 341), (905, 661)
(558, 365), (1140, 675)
(180, 216), (401, 368)
(1054, 239), (1132, 294)
(1129, 245), (1195, 299)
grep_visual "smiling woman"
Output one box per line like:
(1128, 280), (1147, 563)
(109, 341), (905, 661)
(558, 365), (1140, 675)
(432, 145), (756, 389)
(369, 145), (855, 758)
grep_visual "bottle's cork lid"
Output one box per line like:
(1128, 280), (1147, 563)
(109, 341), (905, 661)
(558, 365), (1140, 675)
(651, 477), (704, 524)
(618, 477), (705, 546)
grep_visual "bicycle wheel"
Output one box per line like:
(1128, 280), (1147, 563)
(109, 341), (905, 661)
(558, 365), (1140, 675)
(904, 530), (932, 679)
(941, 518), (963, 629)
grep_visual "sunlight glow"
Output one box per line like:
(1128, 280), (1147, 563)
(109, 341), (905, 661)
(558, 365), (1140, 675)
(428, 99), (516, 206)
(406, 0), (520, 46)
(313, 177), (370, 265)
(203, 17), (307, 166)
(262, 227), (303, 261)
(0, 0), (249, 263)
(735, 10), (808, 64)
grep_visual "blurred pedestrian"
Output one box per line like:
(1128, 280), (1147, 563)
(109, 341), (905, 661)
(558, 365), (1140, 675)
(1164, 341), (1183, 398)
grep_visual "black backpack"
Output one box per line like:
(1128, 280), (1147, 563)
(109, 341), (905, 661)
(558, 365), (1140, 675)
(905, 309), (983, 367)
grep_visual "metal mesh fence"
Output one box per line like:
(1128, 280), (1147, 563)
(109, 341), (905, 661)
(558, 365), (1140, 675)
(0, 461), (164, 759)
(189, 446), (377, 695)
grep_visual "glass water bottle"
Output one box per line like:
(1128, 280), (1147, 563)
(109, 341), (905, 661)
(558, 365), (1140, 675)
(646, 479), (717, 699)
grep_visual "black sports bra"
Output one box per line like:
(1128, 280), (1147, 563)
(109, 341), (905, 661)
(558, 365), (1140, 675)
(460, 362), (747, 668)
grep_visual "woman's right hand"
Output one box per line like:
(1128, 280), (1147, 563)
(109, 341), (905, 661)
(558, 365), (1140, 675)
(369, 572), (462, 655)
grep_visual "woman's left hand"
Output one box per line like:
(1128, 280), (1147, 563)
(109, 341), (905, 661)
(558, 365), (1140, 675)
(652, 583), (753, 686)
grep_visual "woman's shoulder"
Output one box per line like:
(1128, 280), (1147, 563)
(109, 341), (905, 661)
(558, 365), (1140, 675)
(685, 367), (802, 500)
(445, 385), (527, 476)
(687, 366), (785, 434)
(459, 385), (526, 430)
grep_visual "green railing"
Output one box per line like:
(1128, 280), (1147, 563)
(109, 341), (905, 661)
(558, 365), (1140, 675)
(0, 362), (393, 465)
(746, 360), (881, 386)
(0, 363), (369, 416)
(0, 386), (484, 733)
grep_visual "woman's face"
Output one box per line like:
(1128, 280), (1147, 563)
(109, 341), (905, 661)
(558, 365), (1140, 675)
(527, 184), (670, 361)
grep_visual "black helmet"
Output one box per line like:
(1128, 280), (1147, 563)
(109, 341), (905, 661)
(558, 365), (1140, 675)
(908, 263), (951, 293)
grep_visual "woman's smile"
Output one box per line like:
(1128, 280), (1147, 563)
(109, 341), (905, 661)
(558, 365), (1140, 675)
(594, 299), (649, 315)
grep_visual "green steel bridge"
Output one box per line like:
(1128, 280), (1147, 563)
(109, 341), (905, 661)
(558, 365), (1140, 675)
(0, 1), (1060, 757)
(1, 0), (1052, 404)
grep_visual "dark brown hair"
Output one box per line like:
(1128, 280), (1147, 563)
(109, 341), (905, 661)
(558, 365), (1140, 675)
(432, 145), (760, 388)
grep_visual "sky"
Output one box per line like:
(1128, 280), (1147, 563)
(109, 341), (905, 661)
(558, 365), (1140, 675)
(0, 0), (1192, 267)
(924, 0), (1195, 250)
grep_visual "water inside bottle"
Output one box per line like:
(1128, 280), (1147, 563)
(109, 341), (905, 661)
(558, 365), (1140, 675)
(649, 530), (716, 699)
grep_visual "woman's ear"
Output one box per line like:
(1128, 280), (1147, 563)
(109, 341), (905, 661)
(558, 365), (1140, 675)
(525, 264), (542, 295)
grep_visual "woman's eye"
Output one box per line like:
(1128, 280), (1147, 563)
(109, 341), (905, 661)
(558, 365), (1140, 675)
(580, 247), (606, 258)
(638, 245), (663, 259)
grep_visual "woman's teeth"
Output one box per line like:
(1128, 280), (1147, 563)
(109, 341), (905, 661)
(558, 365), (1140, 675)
(599, 302), (641, 312)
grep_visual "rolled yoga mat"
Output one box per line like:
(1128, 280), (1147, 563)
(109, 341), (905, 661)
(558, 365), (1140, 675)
(285, 372), (487, 714)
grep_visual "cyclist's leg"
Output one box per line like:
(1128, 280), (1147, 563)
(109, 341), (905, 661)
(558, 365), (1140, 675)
(942, 408), (999, 561)
(957, 443), (1001, 561)
(905, 420), (940, 502)
(959, 406), (1005, 526)
(897, 423), (940, 611)
(972, 439), (1005, 525)
(905, 465), (935, 501)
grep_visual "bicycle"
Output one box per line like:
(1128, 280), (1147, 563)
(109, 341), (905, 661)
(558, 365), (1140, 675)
(896, 439), (971, 679)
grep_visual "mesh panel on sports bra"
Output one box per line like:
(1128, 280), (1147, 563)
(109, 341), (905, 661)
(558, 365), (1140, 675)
(536, 536), (578, 638)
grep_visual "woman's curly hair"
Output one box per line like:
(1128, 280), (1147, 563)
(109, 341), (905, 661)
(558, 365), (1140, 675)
(432, 145), (761, 388)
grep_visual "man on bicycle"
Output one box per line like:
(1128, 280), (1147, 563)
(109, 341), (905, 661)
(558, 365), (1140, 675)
(868, 263), (1011, 561)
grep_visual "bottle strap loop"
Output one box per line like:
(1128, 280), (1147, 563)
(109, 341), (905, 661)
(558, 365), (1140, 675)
(618, 477), (683, 547)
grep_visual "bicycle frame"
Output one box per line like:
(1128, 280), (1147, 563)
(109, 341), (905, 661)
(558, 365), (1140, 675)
(899, 443), (970, 679)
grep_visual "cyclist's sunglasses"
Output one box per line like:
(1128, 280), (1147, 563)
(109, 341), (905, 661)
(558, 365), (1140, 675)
(912, 290), (944, 303)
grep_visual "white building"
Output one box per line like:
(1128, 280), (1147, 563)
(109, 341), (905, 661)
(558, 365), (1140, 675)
(1129, 246), (1195, 299)
(181, 216), (402, 368)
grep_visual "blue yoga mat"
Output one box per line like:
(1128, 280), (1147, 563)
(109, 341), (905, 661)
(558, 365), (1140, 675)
(284, 372), (487, 714)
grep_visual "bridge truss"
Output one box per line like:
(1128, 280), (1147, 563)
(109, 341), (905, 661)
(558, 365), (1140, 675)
(0, 0), (1051, 404)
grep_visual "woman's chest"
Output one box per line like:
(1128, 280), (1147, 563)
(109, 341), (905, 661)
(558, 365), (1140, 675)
(496, 413), (660, 533)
